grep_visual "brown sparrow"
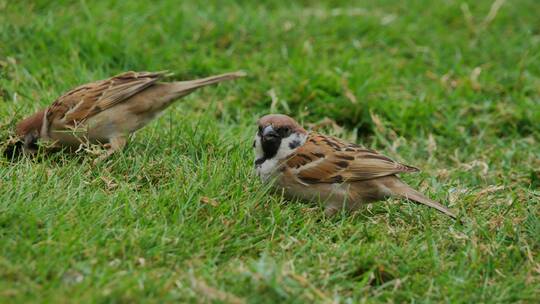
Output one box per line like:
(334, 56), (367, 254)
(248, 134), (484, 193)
(14, 70), (245, 159)
(253, 114), (456, 219)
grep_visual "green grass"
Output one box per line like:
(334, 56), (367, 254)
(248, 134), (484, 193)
(1, 0), (539, 302)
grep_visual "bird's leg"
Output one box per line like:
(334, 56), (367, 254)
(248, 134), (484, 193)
(324, 197), (354, 217)
(103, 136), (127, 158)
(324, 199), (347, 217)
(94, 136), (127, 163)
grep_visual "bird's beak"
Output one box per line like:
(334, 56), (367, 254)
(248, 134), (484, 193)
(262, 125), (278, 142)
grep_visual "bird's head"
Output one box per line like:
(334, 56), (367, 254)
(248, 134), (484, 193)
(15, 109), (45, 154)
(253, 114), (308, 165)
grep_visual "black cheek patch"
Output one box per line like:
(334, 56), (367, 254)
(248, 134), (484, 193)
(252, 140), (256, 148)
(288, 139), (301, 149)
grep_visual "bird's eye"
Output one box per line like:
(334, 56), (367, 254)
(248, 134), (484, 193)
(278, 127), (291, 137)
(258, 126), (263, 135)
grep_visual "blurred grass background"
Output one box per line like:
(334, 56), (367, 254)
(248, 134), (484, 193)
(0, 0), (539, 302)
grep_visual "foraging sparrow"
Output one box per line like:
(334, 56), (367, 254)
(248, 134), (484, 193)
(253, 114), (456, 219)
(14, 70), (245, 159)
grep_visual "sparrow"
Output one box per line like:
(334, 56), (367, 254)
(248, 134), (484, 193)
(13, 70), (245, 159)
(253, 114), (457, 219)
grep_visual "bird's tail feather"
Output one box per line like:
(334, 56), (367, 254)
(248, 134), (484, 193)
(392, 180), (457, 219)
(170, 71), (246, 97)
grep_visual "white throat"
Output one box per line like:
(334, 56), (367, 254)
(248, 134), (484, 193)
(254, 132), (307, 181)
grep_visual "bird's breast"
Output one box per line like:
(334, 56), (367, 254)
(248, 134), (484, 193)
(255, 158), (281, 182)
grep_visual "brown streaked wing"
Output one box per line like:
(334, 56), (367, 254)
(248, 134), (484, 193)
(287, 133), (419, 184)
(46, 71), (166, 126)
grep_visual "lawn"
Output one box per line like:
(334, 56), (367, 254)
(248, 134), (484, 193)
(1, 0), (539, 302)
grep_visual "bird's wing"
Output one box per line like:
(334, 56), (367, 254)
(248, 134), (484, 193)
(46, 71), (166, 127)
(286, 133), (419, 184)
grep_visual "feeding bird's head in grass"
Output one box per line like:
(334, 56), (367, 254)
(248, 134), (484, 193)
(12, 71), (245, 162)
